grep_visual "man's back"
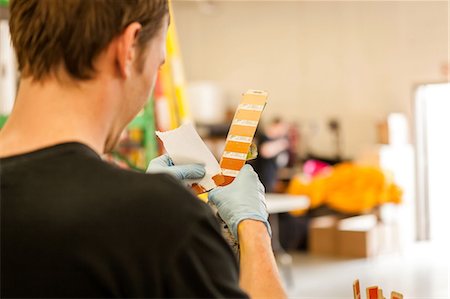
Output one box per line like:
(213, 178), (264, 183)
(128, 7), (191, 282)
(0, 142), (246, 298)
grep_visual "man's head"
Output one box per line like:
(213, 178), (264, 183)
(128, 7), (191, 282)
(266, 117), (289, 138)
(9, 0), (169, 151)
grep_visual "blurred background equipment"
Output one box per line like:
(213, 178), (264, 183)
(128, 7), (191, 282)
(188, 81), (227, 125)
(0, 17), (16, 122)
(414, 83), (450, 244)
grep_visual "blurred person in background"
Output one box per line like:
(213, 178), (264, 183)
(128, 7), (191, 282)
(252, 118), (308, 251)
(252, 117), (290, 192)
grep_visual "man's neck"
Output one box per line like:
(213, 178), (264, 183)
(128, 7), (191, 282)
(0, 77), (116, 158)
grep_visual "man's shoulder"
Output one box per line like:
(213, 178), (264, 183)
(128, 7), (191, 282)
(69, 162), (216, 254)
(1, 141), (213, 235)
(92, 162), (212, 220)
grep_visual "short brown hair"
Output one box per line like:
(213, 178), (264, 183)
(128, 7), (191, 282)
(9, 0), (168, 80)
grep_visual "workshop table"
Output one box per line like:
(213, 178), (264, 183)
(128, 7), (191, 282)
(265, 193), (310, 288)
(266, 193), (309, 214)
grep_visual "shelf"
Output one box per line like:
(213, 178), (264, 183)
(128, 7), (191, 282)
(0, 6), (8, 20)
(0, 115), (8, 128)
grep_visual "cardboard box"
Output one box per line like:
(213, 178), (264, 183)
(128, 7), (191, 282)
(308, 214), (399, 258)
(337, 215), (379, 258)
(308, 216), (338, 255)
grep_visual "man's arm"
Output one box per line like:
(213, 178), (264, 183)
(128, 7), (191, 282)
(238, 220), (286, 298)
(209, 165), (287, 298)
(148, 156), (287, 298)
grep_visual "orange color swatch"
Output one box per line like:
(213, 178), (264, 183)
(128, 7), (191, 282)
(235, 109), (262, 121)
(367, 286), (379, 299)
(391, 291), (403, 299)
(228, 125), (257, 137)
(221, 158), (245, 171)
(240, 94), (268, 105)
(353, 280), (361, 299)
(225, 141), (251, 153)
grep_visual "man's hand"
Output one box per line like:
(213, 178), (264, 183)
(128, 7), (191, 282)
(146, 154), (206, 181)
(208, 164), (271, 240)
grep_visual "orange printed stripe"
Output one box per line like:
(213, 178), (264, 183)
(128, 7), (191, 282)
(225, 141), (251, 153)
(366, 287), (378, 299)
(391, 292), (403, 299)
(242, 94), (267, 106)
(192, 184), (206, 195)
(222, 176), (235, 185)
(229, 125), (257, 137)
(212, 174), (225, 186)
(235, 109), (262, 121)
(220, 157), (245, 171)
(353, 280), (360, 299)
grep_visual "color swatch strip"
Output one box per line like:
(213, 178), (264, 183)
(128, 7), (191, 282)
(366, 286), (379, 299)
(353, 280), (361, 299)
(219, 90), (267, 186)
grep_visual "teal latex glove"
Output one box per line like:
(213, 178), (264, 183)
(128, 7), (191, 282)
(146, 154), (206, 181)
(208, 164), (271, 240)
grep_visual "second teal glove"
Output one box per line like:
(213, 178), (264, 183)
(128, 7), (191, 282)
(208, 164), (271, 240)
(146, 154), (206, 181)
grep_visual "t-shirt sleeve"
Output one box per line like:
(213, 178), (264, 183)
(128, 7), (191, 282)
(165, 213), (249, 298)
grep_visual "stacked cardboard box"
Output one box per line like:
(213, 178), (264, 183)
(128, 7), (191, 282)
(337, 215), (379, 258)
(309, 214), (398, 258)
(309, 215), (338, 255)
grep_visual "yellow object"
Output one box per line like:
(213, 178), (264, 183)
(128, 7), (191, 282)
(286, 176), (317, 216)
(165, 1), (191, 126)
(155, 1), (192, 130)
(287, 163), (403, 214)
(158, 65), (178, 129)
(198, 192), (208, 203)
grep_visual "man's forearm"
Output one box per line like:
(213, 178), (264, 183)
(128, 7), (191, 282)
(238, 220), (287, 298)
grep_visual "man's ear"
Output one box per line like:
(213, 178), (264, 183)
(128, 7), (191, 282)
(115, 22), (142, 79)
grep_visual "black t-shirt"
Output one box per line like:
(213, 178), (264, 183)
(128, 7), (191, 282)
(0, 142), (248, 298)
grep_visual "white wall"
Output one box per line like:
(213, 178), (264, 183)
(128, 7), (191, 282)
(172, 0), (449, 159)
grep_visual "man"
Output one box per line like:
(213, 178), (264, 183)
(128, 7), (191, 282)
(0, 0), (286, 298)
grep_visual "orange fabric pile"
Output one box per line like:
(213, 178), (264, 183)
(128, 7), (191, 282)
(287, 163), (402, 215)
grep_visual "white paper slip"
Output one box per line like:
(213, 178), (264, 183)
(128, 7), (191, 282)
(156, 123), (222, 191)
